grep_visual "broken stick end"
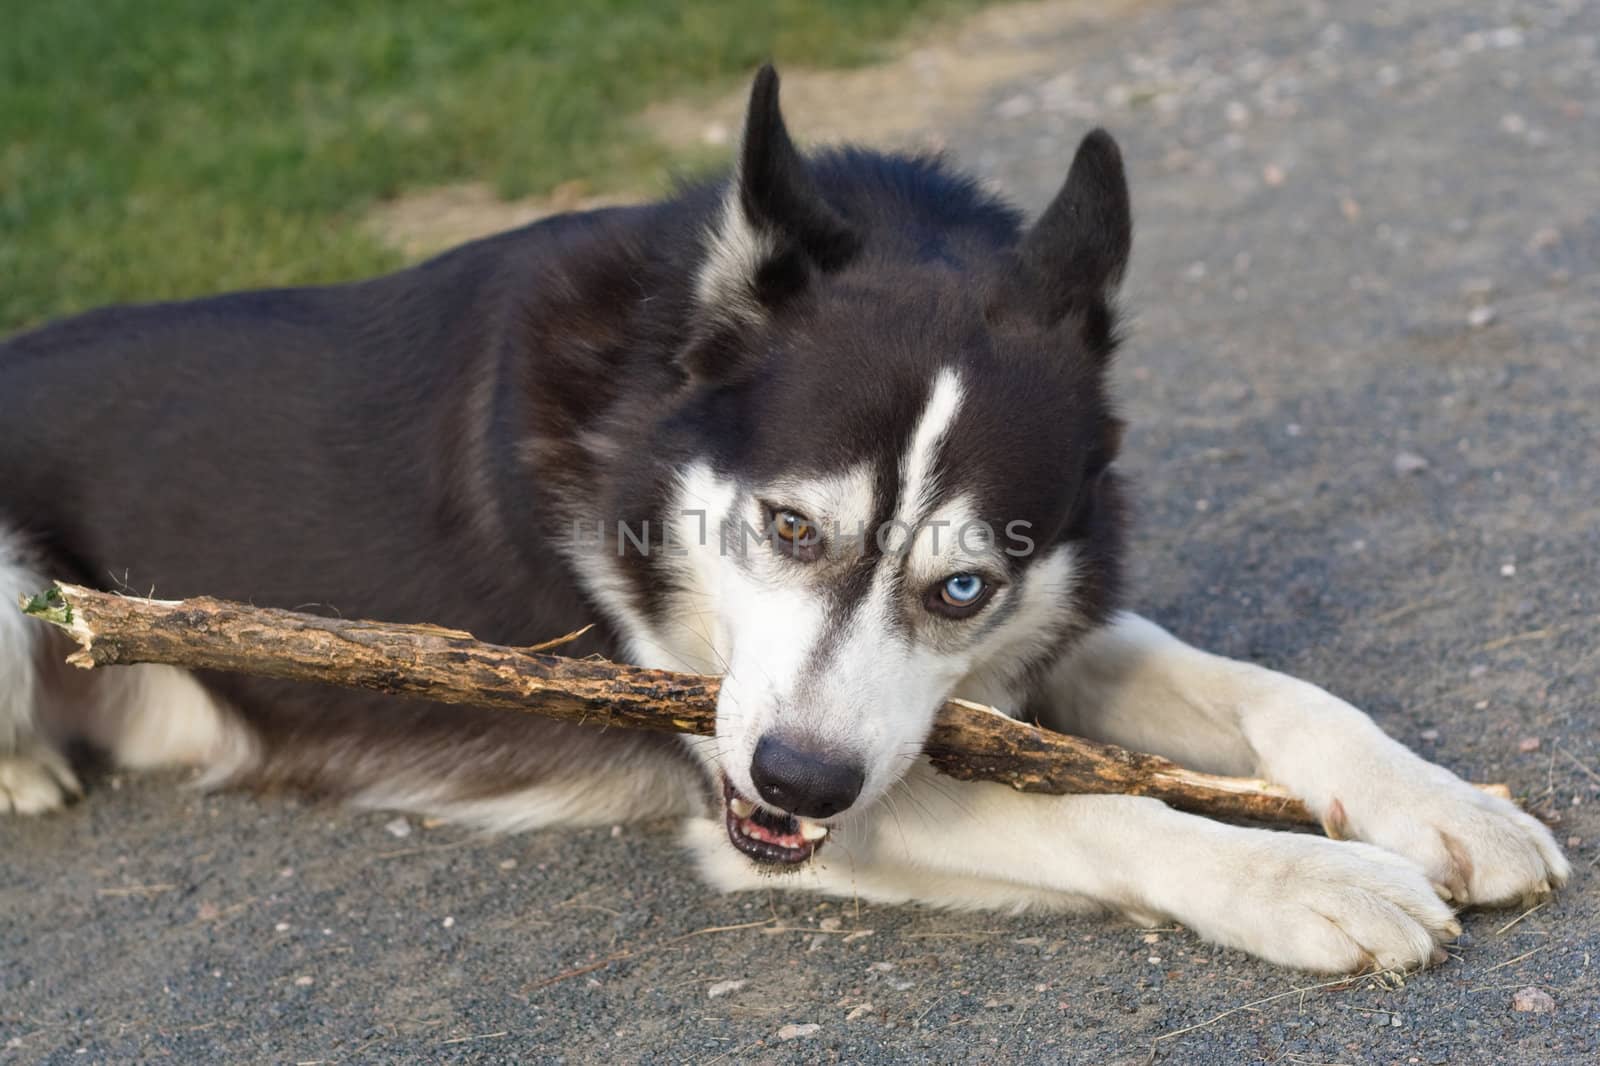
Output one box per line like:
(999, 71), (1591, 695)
(19, 585), (73, 626)
(18, 584), (98, 666)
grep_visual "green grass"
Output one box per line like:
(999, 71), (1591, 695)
(0, 0), (981, 333)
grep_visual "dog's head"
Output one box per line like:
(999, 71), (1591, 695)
(619, 68), (1130, 865)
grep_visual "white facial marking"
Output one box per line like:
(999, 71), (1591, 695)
(893, 368), (966, 535)
(905, 493), (1001, 588)
(765, 464), (876, 547)
(955, 544), (1081, 704)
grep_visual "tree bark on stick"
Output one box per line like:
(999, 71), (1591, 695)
(19, 583), (1512, 829)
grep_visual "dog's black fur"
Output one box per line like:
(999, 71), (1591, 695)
(1, 65), (1126, 799)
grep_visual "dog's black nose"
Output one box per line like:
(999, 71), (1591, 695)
(749, 735), (864, 819)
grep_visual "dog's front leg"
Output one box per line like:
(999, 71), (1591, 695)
(685, 760), (1460, 973)
(1040, 613), (1570, 907)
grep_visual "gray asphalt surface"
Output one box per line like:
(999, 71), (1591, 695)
(4, 0), (1598, 1062)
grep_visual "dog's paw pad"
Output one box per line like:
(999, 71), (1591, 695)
(0, 751), (82, 815)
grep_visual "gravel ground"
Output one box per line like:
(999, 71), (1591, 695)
(4, 0), (1598, 1062)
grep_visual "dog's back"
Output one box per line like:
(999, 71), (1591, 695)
(5, 223), (561, 629)
(0, 209), (698, 815)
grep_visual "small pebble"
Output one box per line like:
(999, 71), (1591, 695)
(294, 976), (314, 987)
(1468, 305), (1499, 329)
(1500, 562), (1516, 577)
(1528, 226), (1561, 250)
(1566, 836), (1581, 848)
(442, 916), (455, 929)
(1420, 728), (1440, 741)
(1511, 986), (1556, 1013)
(1518, 737), (1542, 752)
(498, 859), (518, 870)
(1142, 933), (1161, 944)
(777, 1023), (821, 1040)
(274, 921), (290, 933)
(819, 917), (842, 932)
(383, 817), (412, 839)
(1394, 451), (1430, 475)
(708, 979), (747, 999)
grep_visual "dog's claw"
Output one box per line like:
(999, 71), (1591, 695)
(1320, 797), (1349, 841)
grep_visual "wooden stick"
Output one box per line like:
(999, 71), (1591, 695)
(18, 583), (1512, 828)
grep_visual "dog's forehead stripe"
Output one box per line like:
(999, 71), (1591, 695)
(893, 368), (965, 533)
(796, 372), (961, 673)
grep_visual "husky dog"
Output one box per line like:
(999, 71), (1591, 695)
(0, 67), (1566, 972)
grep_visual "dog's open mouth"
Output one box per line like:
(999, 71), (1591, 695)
(721, 776), (827, 866)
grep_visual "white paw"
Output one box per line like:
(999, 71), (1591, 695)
(0, 749), (82, 815)
(1178, 833), (1460, 974)
(1316, 759), (1569, 909)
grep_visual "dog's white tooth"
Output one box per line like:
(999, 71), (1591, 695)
(729, 797), (755, 819)
(798, 819), (829, 842)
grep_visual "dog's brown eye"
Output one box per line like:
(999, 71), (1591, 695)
(774, 510), (813, 543)
(769, 508), (822, 561)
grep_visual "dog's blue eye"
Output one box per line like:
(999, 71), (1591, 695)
(940, 574), (986, 607)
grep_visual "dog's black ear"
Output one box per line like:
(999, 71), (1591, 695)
(685, 65), (860, 378)
(994, 129), (1131, 358)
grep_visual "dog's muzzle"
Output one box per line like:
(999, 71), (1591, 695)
(721, 775), (829, 866)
